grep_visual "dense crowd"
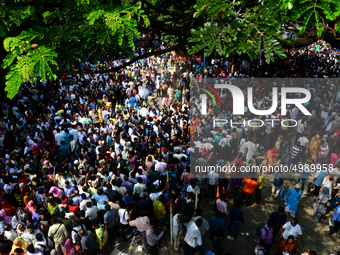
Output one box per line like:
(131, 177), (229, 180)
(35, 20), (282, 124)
(0, 36), (339, 255)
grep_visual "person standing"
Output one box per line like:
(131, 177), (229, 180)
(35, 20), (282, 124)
(129, 216), (150, 254)
(173, 213), (183, 253)
(260, 220), (275, 254)
(226, 203), (244, 240)
(272, 172), (284, 199)
(240, 177), (257, 207)
(325, 204), (340, 235)
(255, 171), (266, 205)
(191, 208), (210, 252)
(184, 219), (202, 255)
(297, 133), (309, 162)
(146, 219), (166, 255)
(207, 171), (219, 198)
(311, 169), (328, 197)
(269, 207), (286, 237)
(48, 217), (69, 255)
(288, 141), (302, 170)
(104, 204), (118, 247)
(280, 218), (302, 243)
(298, 166), (312, 195)
(284, 184), (302, 218)
(79, 229), (97, 254)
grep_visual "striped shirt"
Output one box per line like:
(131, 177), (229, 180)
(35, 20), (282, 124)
(291, 145), (302, 159)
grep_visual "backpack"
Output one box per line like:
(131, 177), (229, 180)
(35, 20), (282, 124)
(72, 224), (84, 244)
(40, 244), (53, 255)
(255, 223), (268, 237)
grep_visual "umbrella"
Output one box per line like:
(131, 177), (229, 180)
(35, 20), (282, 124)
(139, 88), (150, 99)
(78, 118), (92, 124)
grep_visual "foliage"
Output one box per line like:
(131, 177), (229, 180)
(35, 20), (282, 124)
(188, 0), (340, 62)
(1, 0), (340, 98)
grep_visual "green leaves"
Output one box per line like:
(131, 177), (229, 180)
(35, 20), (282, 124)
(2, 30), (58, 99)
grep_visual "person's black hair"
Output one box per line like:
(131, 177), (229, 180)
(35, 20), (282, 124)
(51, 217), (59, 224)
(150, 219), (157, 227)
(309, 251), (317, 255)
(195, 208), (202, 217)
(97, 189), (103, 195)
(79, 210), (85, 217)
(287, 235), (295, 240)
(27, 245), (35, 253)
(59, 211), (66, 219)
(278, 206), (284, 213)
(36, 233), (43, 241)
(258, 239), (265, 247)
(27, 224), (33, 229)
(195, 218), (203, 227)
(267, 219), (275, 228)
(292, 218), (298, 224)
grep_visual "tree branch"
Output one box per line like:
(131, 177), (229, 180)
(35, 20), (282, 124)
(148, 18), (192, 37)
(57, 41), (188, 77)
(140, 0), (194, 18)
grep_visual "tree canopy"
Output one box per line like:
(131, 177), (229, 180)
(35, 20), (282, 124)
(1, 0), (340, 99)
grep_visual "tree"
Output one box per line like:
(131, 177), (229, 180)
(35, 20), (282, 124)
(1, 0), (340, 99)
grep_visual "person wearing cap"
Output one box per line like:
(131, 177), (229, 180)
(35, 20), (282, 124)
(284, 184), (302, 218)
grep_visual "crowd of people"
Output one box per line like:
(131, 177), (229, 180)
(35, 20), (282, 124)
(0, 35), (339, 255)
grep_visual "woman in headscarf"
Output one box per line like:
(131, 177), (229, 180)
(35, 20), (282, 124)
(1, 201), (15, 216)
(62, 238), (83, 255)
(0, 209), (12, 225)
(24, 200), (35, 215)
(314, 139), (329, 164)
(274, 136), (283, 160)
(281, 139), (292, 165)
(309, 133), (322, 160)
(312, 186), (329, 222)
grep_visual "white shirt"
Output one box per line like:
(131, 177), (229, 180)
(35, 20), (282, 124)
(173, 214), (181, 235)
(282, 222), (302, 240)
(119, 208), (130, 225)
(4, 229), (18, 241)
(184, 221), (202, 248)
(207, 172), (219, 186)
(149, 192), (162, 202)
(85, 206), (99, 220)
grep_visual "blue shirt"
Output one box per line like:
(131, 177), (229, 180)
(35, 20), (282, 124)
(72, 196), (82, 206)
(104, 208), (117, 228)
(63, 186), (75, 197)
(129, 97), (136, 107)
(273, 172), (284, 187)
(91, 194), (109, 210)
(59, 146), (70, 159)
(284, 187), (302, 212)
(333, 204), (340, 222)
(209, 216), (225, 231)
(122, 195), (133, 206)
(230, 207), (244, 222)
(122, 181), (133, 192)
(62, 134), (71, 146)
(314, 169), (328, 186)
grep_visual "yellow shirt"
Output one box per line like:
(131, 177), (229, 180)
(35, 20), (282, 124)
(257, 174), (266, 189)
(153, 200), (166, 220)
